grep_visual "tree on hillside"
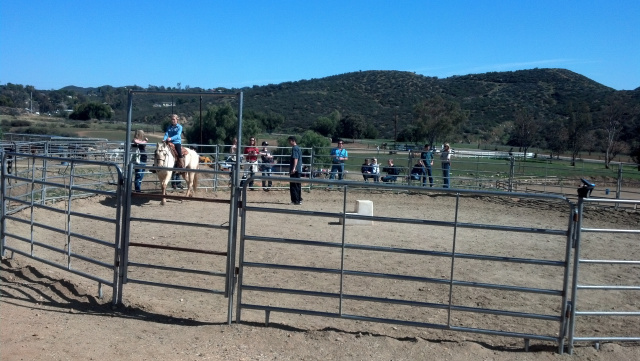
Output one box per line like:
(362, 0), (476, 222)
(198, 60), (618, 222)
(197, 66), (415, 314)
(312, 116), (338, 138)
(301, 130), (331, 163)
(542, 116), (569, 159)
(261, 112), (285, 134)
(339, 114), (366, 141)
(273, 131), (331, 164)
(312, 110), (340, 139)
(241, 117), (263, 141)
(566, 102), (592, 166)
(631, 145), (640, 171)
(184, 104), (237, 148)
(69, 101), (112, 120)
(599, 94), (639, 168)
(508, 108), (540, 156)
(363, 123), (379, 139)
(412, 96), (466, 146)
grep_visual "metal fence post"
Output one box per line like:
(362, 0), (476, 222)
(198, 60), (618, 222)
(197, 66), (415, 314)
(567, 197), (583, 355)
(616, 163), (622, 200)
(508, 156), (515, 192)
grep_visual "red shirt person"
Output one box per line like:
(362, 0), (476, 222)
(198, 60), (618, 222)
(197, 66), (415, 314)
(243, 137), (260, 188)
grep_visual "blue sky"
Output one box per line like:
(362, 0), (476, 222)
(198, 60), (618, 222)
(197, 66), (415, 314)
(1, 0), (638, 91)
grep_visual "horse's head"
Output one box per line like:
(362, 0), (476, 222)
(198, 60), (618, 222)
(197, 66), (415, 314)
(154, 142), (171, 168)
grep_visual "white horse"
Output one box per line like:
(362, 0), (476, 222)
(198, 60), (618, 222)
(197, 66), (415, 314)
(153, 142), (199, 205)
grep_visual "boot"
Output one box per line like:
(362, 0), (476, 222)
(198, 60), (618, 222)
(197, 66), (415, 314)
(174, 157), (185, 175)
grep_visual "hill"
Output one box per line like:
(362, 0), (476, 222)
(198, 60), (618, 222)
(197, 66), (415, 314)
(242, 68), (628, 138)
(1, 68), (638, 144)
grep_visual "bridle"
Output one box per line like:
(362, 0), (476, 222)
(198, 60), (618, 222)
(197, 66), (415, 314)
(154, 143), (172, 168)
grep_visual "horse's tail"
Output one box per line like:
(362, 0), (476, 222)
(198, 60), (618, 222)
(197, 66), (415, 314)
(191, 151), (199, 191)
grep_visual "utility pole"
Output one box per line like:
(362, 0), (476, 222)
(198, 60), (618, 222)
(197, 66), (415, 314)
(394, 108), (398, 150)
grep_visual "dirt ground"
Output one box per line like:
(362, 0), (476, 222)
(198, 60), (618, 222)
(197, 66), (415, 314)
(2, 186), (640, 361)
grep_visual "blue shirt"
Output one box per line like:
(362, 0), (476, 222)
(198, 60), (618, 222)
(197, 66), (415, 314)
(420, 150), (433, 166)
(290, 145), (302, 173)
(163, 124), (183, 144)
(331, 148), (348, 163)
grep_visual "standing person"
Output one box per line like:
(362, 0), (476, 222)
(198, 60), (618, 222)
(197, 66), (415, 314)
(288, 136), (303, 205)
(163, 114), (184, 189)
(420, 144), (434, 187)
(132, 129), (148, 192)
(244, 137), (260, 189)
(229, 137), (238, 159)
(441, 143), (452, 188)
(329, 140), (348, 181)
(260, 141), (274, 191)
(226, 137), (238, 173)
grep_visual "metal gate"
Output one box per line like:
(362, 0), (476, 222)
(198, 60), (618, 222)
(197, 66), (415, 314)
(236, 176), (574, 353)
(1, 151), (124, 304)
(568, 197), (640, 353)
(118, 162), (238, 323)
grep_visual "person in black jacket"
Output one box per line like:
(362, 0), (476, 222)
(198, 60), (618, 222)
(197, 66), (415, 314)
(361, 158), (374, 181)
(381, 159), (401, 182)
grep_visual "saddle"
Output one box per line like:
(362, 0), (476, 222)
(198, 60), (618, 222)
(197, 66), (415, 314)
(166, 142), (188, 159)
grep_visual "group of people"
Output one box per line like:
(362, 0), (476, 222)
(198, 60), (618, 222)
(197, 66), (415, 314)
(361, 158), (380, 182)
(408, 143), (451, 188)
(130, 113), (453, 198)
(240, 136), (275, 191)
(329, 141), (452, 188)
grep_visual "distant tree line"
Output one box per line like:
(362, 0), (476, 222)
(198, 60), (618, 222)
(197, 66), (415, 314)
(1, 68), (639, 168)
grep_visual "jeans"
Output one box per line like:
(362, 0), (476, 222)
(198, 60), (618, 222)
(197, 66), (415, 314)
(134, 162), (146, 191)
(261, 165), (273, 188)
(246, 161), (258, 187)
(423, 167), (433, 187)
(442, 162), (450, 188)
(171, 171), (183, 188)
(329, 163), (345, 180)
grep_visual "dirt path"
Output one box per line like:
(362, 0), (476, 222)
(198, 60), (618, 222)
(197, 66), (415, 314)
(2, 189), (639, 360)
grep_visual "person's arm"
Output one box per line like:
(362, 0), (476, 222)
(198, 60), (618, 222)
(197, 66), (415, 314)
(342, 150), (348, 161)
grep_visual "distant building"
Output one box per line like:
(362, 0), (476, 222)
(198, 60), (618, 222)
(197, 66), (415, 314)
(152, 102), (174, 108)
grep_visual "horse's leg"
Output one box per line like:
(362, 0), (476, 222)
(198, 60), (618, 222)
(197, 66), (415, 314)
(161, 171), (172, 205)
(184, 152), (197, 197)
(185, 171), (193, 197)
